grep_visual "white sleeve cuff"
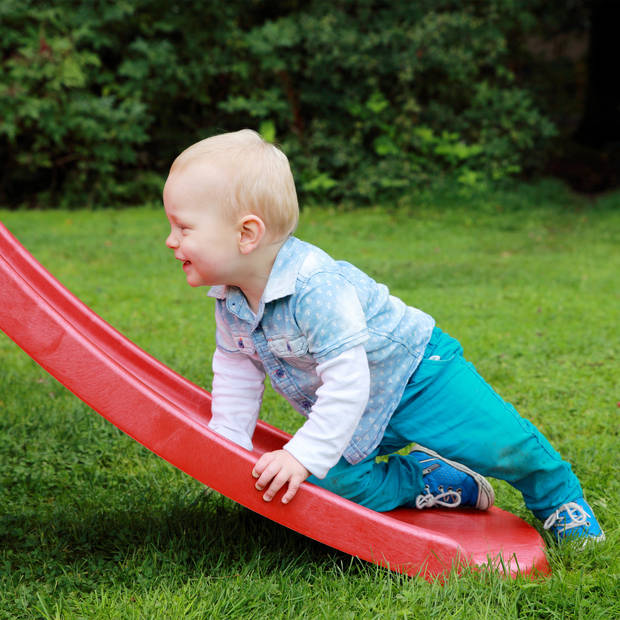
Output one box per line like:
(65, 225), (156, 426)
(283, 344), (370, 478)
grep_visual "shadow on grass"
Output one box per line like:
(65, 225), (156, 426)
(0, 488), (365, 583)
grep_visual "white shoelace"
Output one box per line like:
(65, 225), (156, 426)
(543, 501), (590, 533)
(415, 486), (462, 509)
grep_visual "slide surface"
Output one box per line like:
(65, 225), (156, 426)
(0, 222), (550, 580)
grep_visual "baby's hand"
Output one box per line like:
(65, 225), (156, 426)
(252, 450), (310, 504)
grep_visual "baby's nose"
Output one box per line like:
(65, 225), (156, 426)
(165, 232), (178, 249)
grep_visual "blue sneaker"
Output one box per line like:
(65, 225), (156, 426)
(410, 445), (495, 510)
(543, 497), (605, 543)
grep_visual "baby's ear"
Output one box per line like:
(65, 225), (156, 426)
(238, 214), (266, 254)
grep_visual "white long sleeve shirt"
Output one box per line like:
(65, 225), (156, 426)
(209, 344), (370, 478)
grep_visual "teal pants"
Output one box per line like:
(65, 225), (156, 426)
(308, 327), (582, 519)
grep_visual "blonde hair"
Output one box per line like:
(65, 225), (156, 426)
(170, 129), (299, 239)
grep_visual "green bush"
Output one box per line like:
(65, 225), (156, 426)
(0, 0), (558, 206)
(0, 4), (150, 205)
(0, 0), (237, 205)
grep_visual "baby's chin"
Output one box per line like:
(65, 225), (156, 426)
(182, 262), (200, 286)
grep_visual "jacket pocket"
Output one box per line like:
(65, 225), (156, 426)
(268, 335), (316, 370)
(268, 335), (309, 357)
(231, 334), (256, 355)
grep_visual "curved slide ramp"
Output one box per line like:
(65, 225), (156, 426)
(0, 221), (550, 581)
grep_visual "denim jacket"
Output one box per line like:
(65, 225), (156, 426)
(208, 236), (434, 464)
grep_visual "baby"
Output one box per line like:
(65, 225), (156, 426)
(163, 129), (603, 543)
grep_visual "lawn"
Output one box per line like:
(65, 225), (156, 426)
(0, 181), (618, 618)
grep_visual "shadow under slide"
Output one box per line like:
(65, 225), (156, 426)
(0, 221), (550, 581)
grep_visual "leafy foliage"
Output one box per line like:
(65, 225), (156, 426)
(1, 0), (559, 206)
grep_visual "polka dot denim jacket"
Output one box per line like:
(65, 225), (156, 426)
(208, 237), (435, 465)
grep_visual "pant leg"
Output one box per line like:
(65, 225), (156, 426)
(388, 327), (583, 518)
(307, 441), (425, 512)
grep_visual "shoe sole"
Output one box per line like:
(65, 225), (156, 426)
(410, 444), (495, 510)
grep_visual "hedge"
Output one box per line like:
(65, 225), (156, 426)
(1, 1), (565, 206)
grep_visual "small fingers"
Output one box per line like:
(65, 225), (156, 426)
(252, 453), (274, 482)
(251, 451), (309, 504)
(254, 457), (281, 492)
(261, 470), (289, 502)
(281, 476), (303, 504)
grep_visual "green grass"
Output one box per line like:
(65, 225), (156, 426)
(1, 180), (619, 618)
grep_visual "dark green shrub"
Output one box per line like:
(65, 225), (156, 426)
(0, 3), (151, 205)
(240, 2), (557, 202)
(1, 0), (558, 206)
(0, 0), (240, 205)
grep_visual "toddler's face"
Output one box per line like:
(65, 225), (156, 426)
(163, 163), (240, 288)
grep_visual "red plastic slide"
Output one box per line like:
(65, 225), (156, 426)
(0, 221), (549, 580)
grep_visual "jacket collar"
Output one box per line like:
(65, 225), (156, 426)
(207, 236), (307, 317)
